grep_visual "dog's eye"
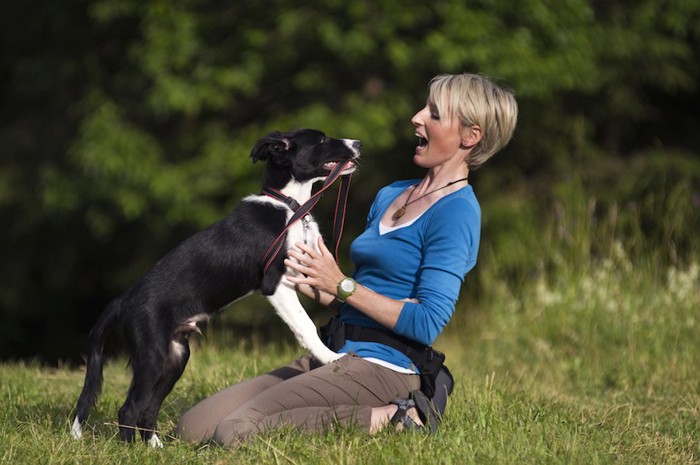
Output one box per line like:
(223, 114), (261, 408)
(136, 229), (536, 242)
(320, 137), (328, 144)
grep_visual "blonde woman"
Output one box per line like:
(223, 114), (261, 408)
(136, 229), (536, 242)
(176, 73), (518, 446)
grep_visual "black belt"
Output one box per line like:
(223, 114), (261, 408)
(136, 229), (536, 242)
(320, 317), (445, 397)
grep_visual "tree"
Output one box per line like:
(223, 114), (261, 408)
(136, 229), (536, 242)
(1, 0), (699, 361)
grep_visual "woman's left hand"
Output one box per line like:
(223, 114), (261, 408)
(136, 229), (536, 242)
(285, 237), (347, 297)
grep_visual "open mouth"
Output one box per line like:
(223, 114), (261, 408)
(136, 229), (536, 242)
(323, 160), (357, 174)
(416, 134), (428, 148)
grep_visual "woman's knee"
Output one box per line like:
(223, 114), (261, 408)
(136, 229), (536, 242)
(175, 408), (213, 443)
(212, 416), (258, 448)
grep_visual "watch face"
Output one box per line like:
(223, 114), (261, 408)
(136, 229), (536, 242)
(341, 279), (355, 292)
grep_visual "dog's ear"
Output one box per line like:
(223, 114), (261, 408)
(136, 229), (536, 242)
(251, 131), (291, 164)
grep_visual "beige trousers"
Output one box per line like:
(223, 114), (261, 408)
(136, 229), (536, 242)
(175, 353), (420, 447)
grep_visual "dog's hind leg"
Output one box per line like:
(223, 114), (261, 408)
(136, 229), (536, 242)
(136, 333), (192, 448)
(118, 337), (169, 443)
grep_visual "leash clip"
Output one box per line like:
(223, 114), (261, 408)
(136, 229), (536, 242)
(302, 215), (310, 245)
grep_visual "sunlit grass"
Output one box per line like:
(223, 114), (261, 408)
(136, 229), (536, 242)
(2, 182), (699, 464)
(2, 252), (697, 464)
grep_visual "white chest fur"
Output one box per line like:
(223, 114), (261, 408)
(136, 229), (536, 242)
(244, 192), (323, 265)
(243, 193), (342, 364)
(284, 213), (321, 257)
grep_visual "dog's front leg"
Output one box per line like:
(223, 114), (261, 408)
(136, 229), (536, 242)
(267, 280), (343, 364)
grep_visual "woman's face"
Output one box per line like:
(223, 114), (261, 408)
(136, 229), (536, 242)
(410, 98), (466, 169)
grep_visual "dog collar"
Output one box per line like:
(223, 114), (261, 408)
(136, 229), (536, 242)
(262, 187), (301, 211)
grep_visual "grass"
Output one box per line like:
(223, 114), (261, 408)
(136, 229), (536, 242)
(1, 258), (697, 464)
(1, 182), (699, 464)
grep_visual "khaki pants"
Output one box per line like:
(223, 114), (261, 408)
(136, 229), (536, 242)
(175, 353), (420, 447)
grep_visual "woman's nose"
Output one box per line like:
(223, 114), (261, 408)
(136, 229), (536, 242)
(411, 105), (429, 126)
(411, 110), (423, 127)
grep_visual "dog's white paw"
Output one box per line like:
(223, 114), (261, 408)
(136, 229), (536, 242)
(315, 350), (345, 365)
(149, 433), (164, 449)
(71, 417), (83, 440)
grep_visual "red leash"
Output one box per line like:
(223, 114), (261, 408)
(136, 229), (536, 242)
(261, 161), (353, 275)
(331, 173), (352, 260)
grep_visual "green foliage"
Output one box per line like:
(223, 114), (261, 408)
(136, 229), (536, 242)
(1, 0), (700, 360)
(451, 167), (699, 422)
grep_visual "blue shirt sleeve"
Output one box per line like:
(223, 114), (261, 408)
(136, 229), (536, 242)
(393, 197), (479, 345)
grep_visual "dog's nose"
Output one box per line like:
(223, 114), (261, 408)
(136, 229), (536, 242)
(352, 140), (362, 152)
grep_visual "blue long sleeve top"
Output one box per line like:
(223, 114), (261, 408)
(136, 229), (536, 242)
(338, 179), (481, 371)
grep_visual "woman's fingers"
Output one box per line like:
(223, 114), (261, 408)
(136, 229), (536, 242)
(292, 241), (317, 258)
(316, 236), (331, 255)
(284, 257), (310, 275)
(285, 239), (344, 294)
(286, 249), (305, 263)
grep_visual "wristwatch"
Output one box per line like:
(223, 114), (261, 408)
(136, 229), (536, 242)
(336, 277), (357, 302)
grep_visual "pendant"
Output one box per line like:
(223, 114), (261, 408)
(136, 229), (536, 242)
(392, 206), (406, 220)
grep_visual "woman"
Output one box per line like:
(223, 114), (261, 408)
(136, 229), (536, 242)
(176, 73), (518, 446)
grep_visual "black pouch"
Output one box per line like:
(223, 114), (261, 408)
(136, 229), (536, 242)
(320, 317), (346, 352)
(431, 365), (454, 416)
(412, 347), (446, 398)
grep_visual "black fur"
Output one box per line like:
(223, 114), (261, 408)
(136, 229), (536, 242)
(71, 129), (360, 444)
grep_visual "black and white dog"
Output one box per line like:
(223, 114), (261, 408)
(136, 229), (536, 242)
(71, 129), (360, 447)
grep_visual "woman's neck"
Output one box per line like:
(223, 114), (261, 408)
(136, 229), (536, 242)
(414, 165), (470, 195)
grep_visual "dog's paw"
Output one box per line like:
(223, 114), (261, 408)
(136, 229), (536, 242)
(149, 433), (164, 448)
(70, 417), (83, 440)
(315, 351), (346, 365)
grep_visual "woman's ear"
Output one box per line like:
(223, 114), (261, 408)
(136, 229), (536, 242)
(460, 125), (482, 149)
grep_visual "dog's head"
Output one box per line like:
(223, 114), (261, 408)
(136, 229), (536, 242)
(251, 129), (361, 186)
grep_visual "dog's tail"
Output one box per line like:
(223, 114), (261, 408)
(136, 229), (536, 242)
(71, 299), (120, 440)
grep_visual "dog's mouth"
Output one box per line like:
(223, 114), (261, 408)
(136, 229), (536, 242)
(323, 160), (357, 174)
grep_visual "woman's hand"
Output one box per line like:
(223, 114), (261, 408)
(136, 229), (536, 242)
(286, 237), (413, 330)
(285, 237), (347, 298)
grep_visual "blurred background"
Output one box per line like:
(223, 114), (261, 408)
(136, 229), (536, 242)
(1, 0), (698, 363)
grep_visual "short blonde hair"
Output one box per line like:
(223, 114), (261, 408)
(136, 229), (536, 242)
(429, 73), (518, 169)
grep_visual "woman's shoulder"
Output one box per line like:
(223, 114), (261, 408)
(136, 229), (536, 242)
(428, 185), (481, 224)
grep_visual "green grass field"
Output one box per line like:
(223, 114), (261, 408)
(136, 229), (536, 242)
(2, 183), (699, 464)
(1, 254), (698, 464)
